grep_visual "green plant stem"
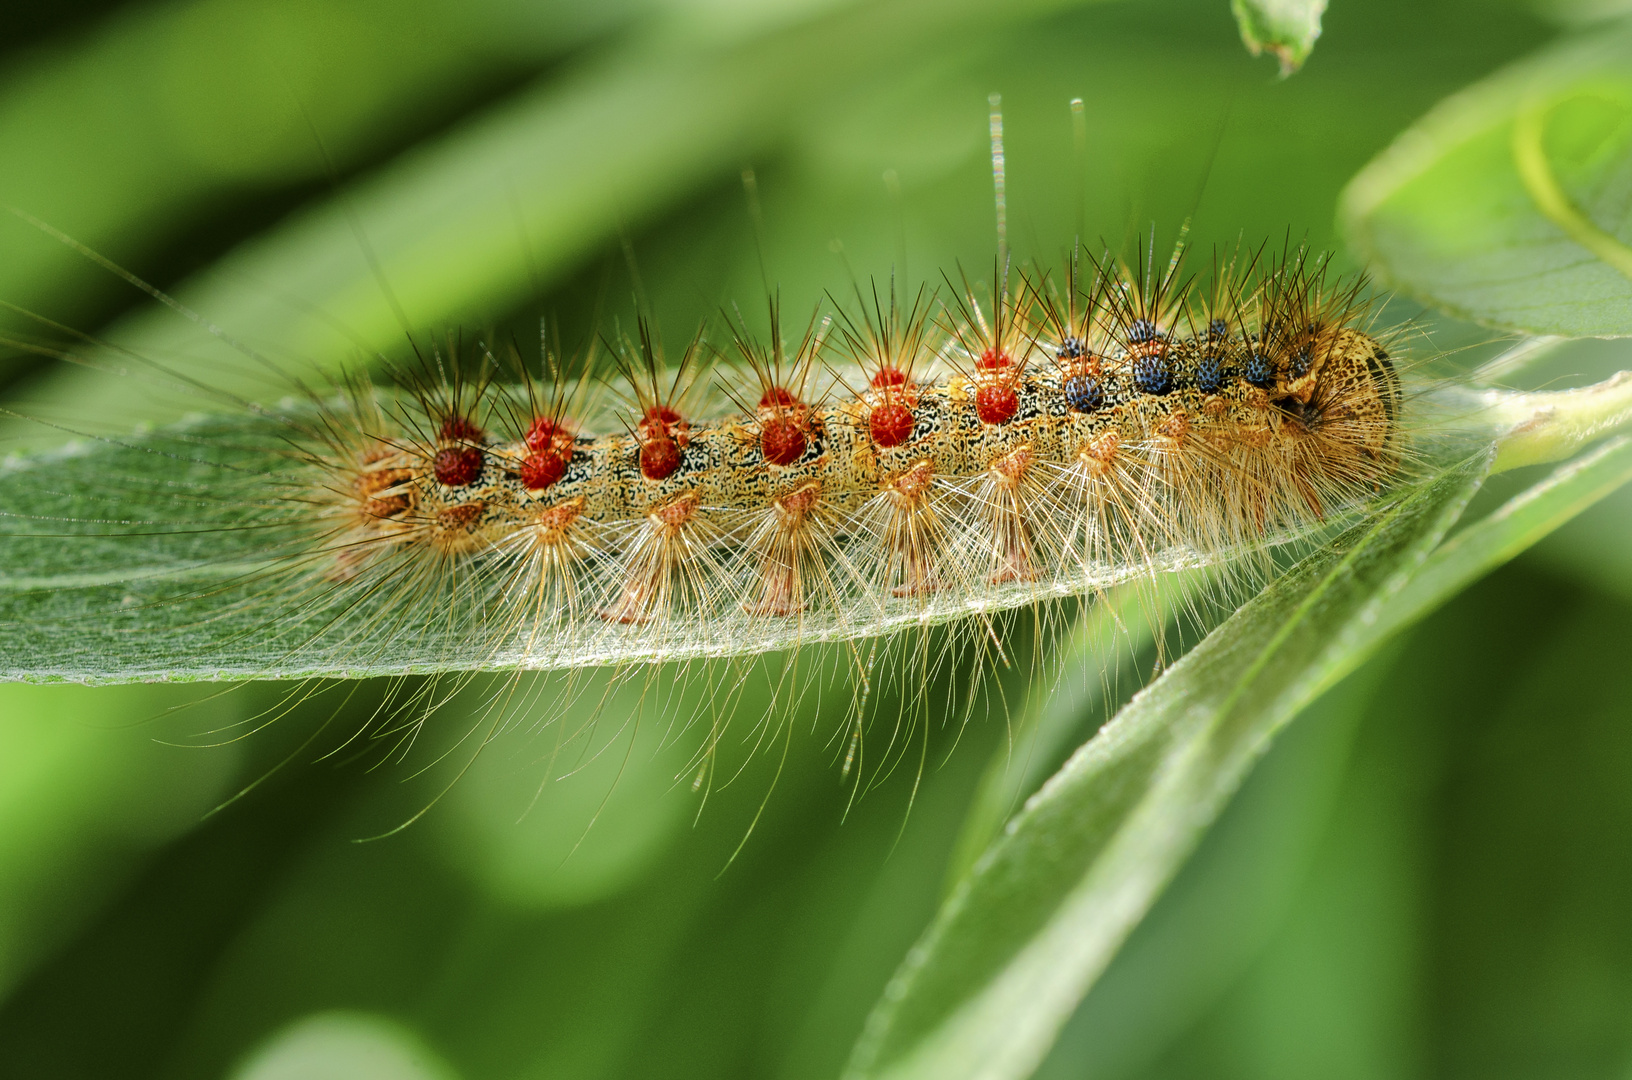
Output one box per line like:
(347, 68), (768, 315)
(1451, 371), (1632, 472)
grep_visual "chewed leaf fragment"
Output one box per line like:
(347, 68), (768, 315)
(1229, 0), (1327, 75)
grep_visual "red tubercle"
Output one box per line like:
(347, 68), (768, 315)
(759, 385), (799, 409)
(870, 366), (909, 389)
(975, 384), (1019, 426)
(520, 449), (568, 490)
(977, 347), (1011, 371)
(756, 384), (808, 466)
(524, 416), (559, 452)
(870, 402), (914, 448)
(638, 405), (686, 443)
(519, 414), (577, 490)
(439, 415), (485, 443)
(640, 436), (683, 481)
(760, 416), (807, 466)
(433, 445), (484, 487)
(636, 403), (687, 481)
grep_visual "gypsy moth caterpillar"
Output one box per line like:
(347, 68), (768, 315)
(0, 92), (1519, 826)
(0, 237), (1411, 682)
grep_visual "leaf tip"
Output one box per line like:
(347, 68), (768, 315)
(1230, 0), (1327, 75)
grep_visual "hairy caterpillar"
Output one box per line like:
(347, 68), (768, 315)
(0, 238), (1404, 685)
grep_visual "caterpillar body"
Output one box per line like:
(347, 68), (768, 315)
(5, 244), (1404, 684)
(0, 232), (1415, 690)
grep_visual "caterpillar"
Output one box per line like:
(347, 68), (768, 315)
(0, 238), (1405, 685)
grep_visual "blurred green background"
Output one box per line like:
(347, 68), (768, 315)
(2, 0), (1632, 1077)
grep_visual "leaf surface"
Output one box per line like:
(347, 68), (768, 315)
(1341, 22), (1632, 337)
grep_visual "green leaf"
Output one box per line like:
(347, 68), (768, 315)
(3, 374), (1628, 683)
(941, 580), (1173, 892)
(843, 451), (1492, 1080)
(1340, 21), (1632, 337)
(844, 431), (1632, 1080)
(0, 413), (1220, 682)
(1229, 0), (1326, 75)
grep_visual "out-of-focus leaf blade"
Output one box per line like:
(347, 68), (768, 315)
(228, 1011), (460, 1080)
(0, 0), (632, 334)
(1340, 21), (1632, 337)
(0, 0), (1098, 449)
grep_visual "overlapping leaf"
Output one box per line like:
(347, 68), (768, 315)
(1341, 21), (1632, 337)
